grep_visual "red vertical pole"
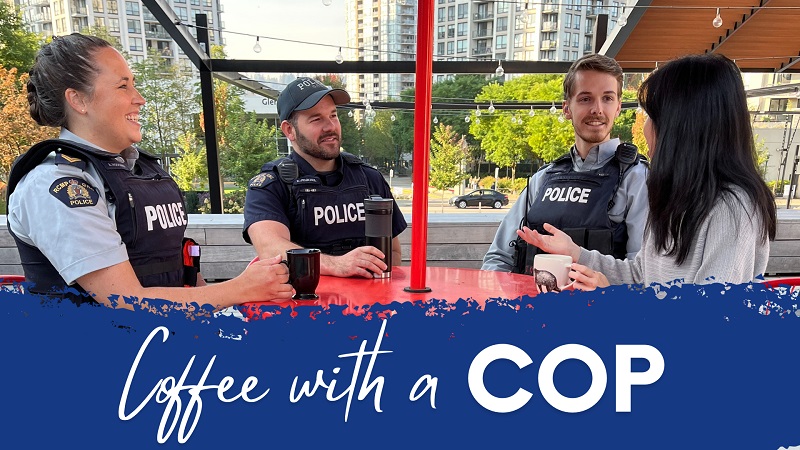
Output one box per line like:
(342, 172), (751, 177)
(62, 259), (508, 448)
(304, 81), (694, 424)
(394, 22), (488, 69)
(405, 0), (433, 293)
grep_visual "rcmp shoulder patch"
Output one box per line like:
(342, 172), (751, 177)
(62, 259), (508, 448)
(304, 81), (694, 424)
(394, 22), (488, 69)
(50, 177), (99, 208)
(249, 172), (277, 188)
(54, 152), (87, 171)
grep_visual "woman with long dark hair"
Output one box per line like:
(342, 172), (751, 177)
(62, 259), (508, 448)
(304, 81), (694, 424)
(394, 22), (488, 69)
(518, 53), (776, 288)
(7, 33), (294, 308)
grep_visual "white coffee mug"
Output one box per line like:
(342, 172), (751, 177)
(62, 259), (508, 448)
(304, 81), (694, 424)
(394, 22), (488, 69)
(533, 254), (573, 293)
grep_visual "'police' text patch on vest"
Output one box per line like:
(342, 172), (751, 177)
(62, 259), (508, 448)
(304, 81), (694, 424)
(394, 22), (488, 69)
(541, 187), (592, 204)
(145, 203), (188, 231)
(50, 177), (99, 208)
(314, 202), (366, 226)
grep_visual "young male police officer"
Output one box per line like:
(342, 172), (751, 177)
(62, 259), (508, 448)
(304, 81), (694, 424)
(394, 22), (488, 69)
(243, 77), (407, 279)
(482, 54), (649, 274)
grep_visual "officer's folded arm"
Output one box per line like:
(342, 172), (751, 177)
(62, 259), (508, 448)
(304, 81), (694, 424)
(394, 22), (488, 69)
(248, 219), (392, 279)
(76, 256), (293, 310)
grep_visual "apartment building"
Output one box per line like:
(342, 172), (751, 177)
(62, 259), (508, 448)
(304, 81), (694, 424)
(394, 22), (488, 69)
(10, 0), (225, 73)
(344, 0), (417, 101)
(433, 0), (625, 82)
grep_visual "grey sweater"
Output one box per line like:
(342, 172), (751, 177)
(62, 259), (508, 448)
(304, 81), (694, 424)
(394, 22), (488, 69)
(579, 190), (770, 285)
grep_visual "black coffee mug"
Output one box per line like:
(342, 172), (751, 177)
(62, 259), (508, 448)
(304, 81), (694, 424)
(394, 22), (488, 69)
(284, 249), (321, 300)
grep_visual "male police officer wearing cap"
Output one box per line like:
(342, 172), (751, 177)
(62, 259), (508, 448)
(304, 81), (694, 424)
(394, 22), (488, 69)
(482, 54), (649, 274)
(244, 77), (407, 278)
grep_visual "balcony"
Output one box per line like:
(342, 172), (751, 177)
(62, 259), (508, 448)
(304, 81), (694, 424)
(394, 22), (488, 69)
(30, 12), (52, 22)
(586, 7), (598, 17)
(473, 46), (492, 56)
(542, 21), (558, 32)
(472, 29), (492, 38)
(541, 39), (556, 50)
(473, 12), (494, 21)
(543, 4), (559, 14)
(145, 30), (171, 40)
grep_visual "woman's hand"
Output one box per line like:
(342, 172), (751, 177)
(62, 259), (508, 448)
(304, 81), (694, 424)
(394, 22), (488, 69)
(516, 223), (581, 262)
(569, 263), (610, 291)
(240, 254), (294, 302)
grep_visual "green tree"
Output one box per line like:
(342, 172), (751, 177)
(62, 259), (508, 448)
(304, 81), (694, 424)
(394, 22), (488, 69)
(362, 110), (396, 168)
(339, 109), (362, 156)
(206, 45), (245, 150)
(132, 52), (199, 169)
(611, 91), (638, 144)
(0, 2), (40, 72)
(391, 75), (492, 161)
(170, 132), (208, 191)
(429, 124), (467, 212)
(220, 112), (278, 188)
(470, 75), (568, 184)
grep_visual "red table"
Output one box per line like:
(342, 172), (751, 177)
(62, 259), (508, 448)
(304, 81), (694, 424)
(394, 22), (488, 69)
(240, 266), (538, 320)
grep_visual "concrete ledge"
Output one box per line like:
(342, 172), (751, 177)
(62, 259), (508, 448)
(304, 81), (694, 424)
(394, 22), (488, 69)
(1, 210), (798, 280)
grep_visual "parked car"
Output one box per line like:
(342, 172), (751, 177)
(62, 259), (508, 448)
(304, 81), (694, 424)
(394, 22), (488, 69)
(448, 189), (509, 209)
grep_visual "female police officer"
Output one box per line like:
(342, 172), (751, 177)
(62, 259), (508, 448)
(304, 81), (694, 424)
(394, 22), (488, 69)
(7, 34), (293, 308)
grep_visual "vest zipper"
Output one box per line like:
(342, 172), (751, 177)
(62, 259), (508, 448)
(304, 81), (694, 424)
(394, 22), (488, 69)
(128, 191), (139, 247)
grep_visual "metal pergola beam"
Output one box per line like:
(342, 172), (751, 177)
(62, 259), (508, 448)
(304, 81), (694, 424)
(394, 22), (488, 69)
(210, 58), (574, 75)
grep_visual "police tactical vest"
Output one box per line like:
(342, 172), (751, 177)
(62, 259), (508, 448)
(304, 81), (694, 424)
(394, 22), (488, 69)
(6, 139), (188, 297)
(257, 153), (371, 255)
(512, 144), (644, 275)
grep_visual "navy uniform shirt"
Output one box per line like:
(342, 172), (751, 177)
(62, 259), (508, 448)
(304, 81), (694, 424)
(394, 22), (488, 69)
(243, 151), (407, 247)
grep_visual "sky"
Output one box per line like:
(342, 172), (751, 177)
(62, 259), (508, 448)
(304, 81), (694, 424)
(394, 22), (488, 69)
(220, 0), (348, 61)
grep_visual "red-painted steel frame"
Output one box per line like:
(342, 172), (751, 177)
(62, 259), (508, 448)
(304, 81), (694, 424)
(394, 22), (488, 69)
(410, 0), (434, 290)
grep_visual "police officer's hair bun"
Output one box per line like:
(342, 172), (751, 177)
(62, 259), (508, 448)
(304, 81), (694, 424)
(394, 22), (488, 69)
(27, 33), (112, 127)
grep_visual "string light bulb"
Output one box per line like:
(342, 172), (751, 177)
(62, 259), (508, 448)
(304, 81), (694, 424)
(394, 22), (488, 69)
(617, 6), (627, 27)
(465, 115), (471, 123)
(390, 113), (396, 121)
(488, 101), (495, 114)
(549, 101), (557, 114)
(335, 47), (343, 64)
(475, 105), (482, 117)
(558, 115), (565, 123)
(347, 110), (354, 118)
(510, 116), (517, 125)
(712, 8), (723, 28)
(475, 117), (480, 124)
(252, 36), (262, 53)
(433, 116), (439, 124)
(322, 0), (332, 6)
(495, 60), (505, 77)
(529, 106), (535, 117)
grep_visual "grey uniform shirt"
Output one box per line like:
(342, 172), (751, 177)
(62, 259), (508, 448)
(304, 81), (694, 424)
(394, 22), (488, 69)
(482, 139), (650, 272)
(7, 129), (138, 285)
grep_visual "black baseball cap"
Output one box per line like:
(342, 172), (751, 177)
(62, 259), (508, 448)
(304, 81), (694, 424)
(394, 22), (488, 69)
(278, 77), (351, 122)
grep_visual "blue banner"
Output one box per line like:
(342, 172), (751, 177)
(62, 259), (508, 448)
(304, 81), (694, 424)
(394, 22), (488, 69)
(1, 282), (798, 449)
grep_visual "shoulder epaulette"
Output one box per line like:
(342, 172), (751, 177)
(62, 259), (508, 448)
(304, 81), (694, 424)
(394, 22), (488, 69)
(341, 152), (366, 165)
(54, 151), (88, 171)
